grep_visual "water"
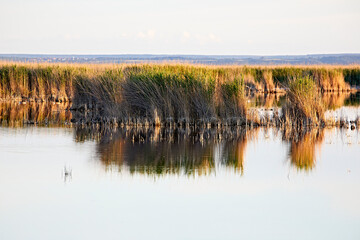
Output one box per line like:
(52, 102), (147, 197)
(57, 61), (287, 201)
(1, 94), (360, 240)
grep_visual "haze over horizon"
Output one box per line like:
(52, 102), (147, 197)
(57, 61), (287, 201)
(1, 0), (359, 55)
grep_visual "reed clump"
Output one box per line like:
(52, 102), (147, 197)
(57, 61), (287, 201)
(0, 64), (80, 101)
(311, 69), (350, 92)
(243, 70), (278, 93)
(75, 65), (247, 126)
(271, 66), (359, 90)
(282, 76), (325, 127)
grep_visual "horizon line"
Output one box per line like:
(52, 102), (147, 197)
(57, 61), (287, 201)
(1, 53), (360, 57)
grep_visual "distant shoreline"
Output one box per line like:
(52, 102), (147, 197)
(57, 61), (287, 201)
(1, 53), (360, 65)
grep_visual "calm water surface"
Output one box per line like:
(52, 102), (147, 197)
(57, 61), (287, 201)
(1, 94), (360, 240)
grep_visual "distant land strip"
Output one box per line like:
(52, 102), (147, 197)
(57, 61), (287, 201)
(1, 53), (360, 65)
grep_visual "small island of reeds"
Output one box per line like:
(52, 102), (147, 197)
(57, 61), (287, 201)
(1, 62), (359, 129)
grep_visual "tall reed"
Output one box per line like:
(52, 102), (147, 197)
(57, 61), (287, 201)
(1, 62), (359, 126)
(1, 62), (359, 102)
(76, 65), (247, 124)
(282, 76), (325, 127)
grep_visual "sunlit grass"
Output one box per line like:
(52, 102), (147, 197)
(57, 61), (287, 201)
(1, 61), (359, 125)
(282, 76), (325, 127)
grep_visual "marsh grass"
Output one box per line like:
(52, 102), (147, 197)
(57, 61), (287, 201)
(1, 62), (359, 126)
(76, 64), (247, 125)
(0, 64), (75, 101)
(1, 62), (359, 100)
(282, 76), (325, 127)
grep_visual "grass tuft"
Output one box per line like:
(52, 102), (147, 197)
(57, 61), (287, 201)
(282, 76), (325, 127)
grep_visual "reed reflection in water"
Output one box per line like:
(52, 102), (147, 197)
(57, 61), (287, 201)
(248, 93), (286, 108)
(1, 120), (359, 240)
(248, 91), (360, 110)
(322, 92), (352, 110)
(0, 101), (72, 127)
(75, 127), (261, 176)
(74, 125), (333, 176)
(283, 128), (324, 171)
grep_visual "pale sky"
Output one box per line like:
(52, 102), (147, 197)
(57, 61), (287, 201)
(1, 0), (359, 55)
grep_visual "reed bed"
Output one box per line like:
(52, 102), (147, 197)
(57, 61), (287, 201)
(1, 62), (360, 127)
(1, 62), (359, 101)
(281, 76), (325, 128)
(73, 64), (247, 125)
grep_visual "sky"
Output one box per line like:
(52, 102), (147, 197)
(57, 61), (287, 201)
(0, 0), (359, 55)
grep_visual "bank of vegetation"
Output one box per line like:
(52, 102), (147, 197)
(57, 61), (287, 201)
(281, 76), (325, 127)
(0, 62), (359, 128)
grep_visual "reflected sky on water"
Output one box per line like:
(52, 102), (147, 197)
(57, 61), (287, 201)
(0, 126), (360, 240)
(0, 93), (360, 240)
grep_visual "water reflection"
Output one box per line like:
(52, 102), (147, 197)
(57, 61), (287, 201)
(283, 128), (324, 171)
(62, 166), (73, 183)
(72, 125), (334, 176)
(248, 91), (360, 110)
(344, 91), (360, 106)
(248, 93), (286, 108)
(1, 115), (360, 240)
(322, 92), (351, 110)
(0, 102), (71, 127)
(75, 127), (257, 176)
(0, 94), (359, 177)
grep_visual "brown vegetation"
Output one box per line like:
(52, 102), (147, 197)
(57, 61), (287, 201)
(1, 62), (359, 127)
(282, 76), (325, 128)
